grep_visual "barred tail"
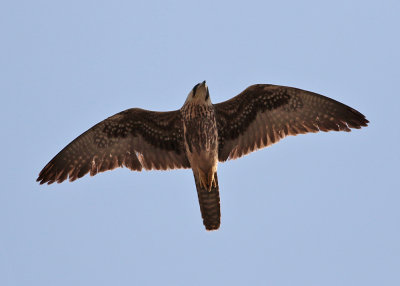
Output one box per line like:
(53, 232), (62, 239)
(193, 172), (221, 231)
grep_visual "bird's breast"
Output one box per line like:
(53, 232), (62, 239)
(181, 104), (218, 158)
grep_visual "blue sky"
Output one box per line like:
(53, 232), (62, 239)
(1, 0), (399, 285)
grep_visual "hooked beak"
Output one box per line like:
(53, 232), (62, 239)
(200, 80), (208, 91)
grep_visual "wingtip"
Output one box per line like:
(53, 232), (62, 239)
(350, 107), (369, 126)
(36, 177), (50, 185)
(36, 175), (45, 185)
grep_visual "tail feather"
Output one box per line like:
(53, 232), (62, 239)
(194, 172), (221, 231)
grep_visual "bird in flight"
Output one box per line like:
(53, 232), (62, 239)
(37, 81), (368, 231)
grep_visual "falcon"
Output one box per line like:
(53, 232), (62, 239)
(37, 81), (369, 230)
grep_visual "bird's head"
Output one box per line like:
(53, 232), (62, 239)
(185, 81), (211, 105)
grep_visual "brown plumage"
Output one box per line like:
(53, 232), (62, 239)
(37, 82), (369, 231)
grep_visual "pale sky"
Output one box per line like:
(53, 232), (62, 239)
(1, 0), (399, 285)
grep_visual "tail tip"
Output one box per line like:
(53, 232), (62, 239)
(205, 223), (220, 231)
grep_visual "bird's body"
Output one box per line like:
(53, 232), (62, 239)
(182, 87), (218, 190)
(37, 81), (369, 231)
(181, 84), (220, 229)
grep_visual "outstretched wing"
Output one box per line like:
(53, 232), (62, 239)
(37, 108), (190, 184)
(214, 84), (369, 161)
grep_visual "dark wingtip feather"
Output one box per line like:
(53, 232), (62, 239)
(347, 107), (369, 129)
(37, 161), (66, 185)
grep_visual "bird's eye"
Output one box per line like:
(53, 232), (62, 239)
(192, 83), (200, 96)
